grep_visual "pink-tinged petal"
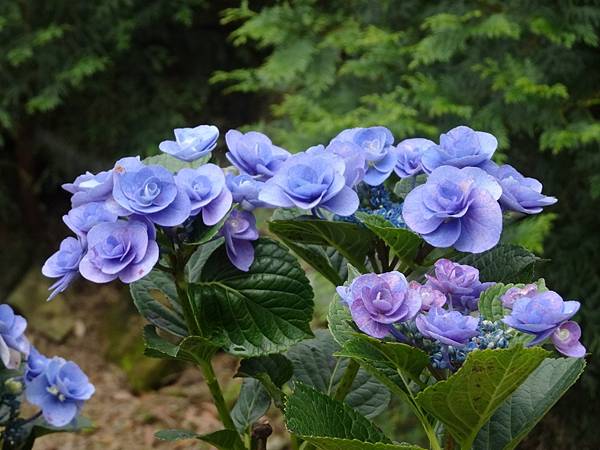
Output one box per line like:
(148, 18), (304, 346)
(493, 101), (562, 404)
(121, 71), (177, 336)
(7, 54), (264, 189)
(350, 300), (390, 339)
(118, 241), (160, 283)
(453, 190), (502, 253)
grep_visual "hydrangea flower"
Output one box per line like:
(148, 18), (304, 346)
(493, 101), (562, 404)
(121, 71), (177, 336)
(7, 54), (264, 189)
(0, 304), (30, 369)
(501, 284), (538, 309)
(62, 170), (114, 208)
(502, 290), (580, 345)
(402, 165), (503, 253)
(331, 126), (396, 186)
(226, 173), (266, 210)
(79, 219), (159, 283)
(258, 147), (359, 216)
(175, 164), (232, 225)
(25, 357), (95, 427)
(42, 236), (86, 300)
(408, 281), (446, 311)
(221, 210), (259, 271)
(325, 140), (366, 187)
(425, 259), (491, 312)
(394, 138), (435, 178)
(421, 125), (497, 173)
(112, 157), (191, 227)
(25, 347), (49, 383)
(159, 125), (219, 162)
(551, 321), (586, 358)
(63, 202), (118, 237)
(225, 130), (290, 180)
(415, 307), (479, 347)
(336, 272), (421, 339)
(482, 162), (557, 214)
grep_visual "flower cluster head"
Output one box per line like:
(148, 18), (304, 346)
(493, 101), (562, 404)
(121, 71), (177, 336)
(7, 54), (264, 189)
(159, 125), (219, 162)
(0, 304), (30, 369)
(408, 281), (446, 311)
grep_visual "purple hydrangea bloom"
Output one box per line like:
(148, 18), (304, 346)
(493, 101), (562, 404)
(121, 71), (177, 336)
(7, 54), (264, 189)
(482, 162), (557, 214)
(325, 140), (366, 187)
(408, 281), (447, 312)
(331, 126), (396, 186)
(551, 321), (586, 358)
(62, 170), (114, 208)
(425, 259), (492, 312)
(258, 147), (359, 216)
(394, 138), (435, 178)
(159, 125), (219, 162)
(42, 236), (86, 300)
(25, 347), (50, 383)
(502, 291), (580, 345)
(175, 164), (232, 225)
(501, 284), (538, 309)
(225, 130), (290, 180)
(415, 307), (479, 347)
(112, 157), (191, 227)
(0, 304), (30, 369)
(63, 202), (119, 237)
(335, 272), (421, 339)
(421, 125), (497, 173)
(221, 209), (259, 272)
(402, 165), (502, 253)
(79, 219), (159, 283)
(25, 357), (95, 427)
(226, 173), (267, 210)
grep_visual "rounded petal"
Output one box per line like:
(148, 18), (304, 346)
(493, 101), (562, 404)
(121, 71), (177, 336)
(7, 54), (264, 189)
(453, 190), (502, 253)
(423, 220), (461, 248)
(226, 239), (255, 272)
(402, 186), (444, 234)
(202, 189), (233, 226)
(118, 241), (159, 283)
(258, 183), (295, 208)
(320, 185), (359, 216)
(146, 188), (191, 227)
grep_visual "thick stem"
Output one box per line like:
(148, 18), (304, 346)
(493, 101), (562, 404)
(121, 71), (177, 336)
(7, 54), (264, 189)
(199, 359), (240, 436)
(333, 359), (360, 402)
(172, 254), (203, 336)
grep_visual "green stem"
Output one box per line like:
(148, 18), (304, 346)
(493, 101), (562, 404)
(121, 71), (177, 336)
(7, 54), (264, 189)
(172, 254), (203, 336)
(333, 359), (360, 402)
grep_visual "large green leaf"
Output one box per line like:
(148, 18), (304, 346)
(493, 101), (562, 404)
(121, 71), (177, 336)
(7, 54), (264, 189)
(459, 245), (540, 283)
(142, 325), (220, 364)
(473, 357), (586, 450)
(269, 217), (375, 272)
(277, 238), (346, 286)
(130, 270), (187, 337)
(190, 238), (314, 356)
(415, 346), (548, 449)
(185, 238), (224, 282)
(285, 384), (423, 450)
(155, 429), (245, 450)
(287, 329), (391, 419)
(231, 378), (271, 432)
(236, 354), (294, 387)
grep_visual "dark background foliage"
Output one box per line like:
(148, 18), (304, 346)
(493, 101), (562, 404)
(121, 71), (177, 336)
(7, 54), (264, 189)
(1, 1), (599, 448)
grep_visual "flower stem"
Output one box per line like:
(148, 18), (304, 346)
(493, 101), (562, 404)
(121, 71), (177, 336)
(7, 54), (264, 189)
(333, 359), (360, 402)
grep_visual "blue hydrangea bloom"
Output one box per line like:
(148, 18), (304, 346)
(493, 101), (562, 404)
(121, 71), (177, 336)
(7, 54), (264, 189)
(0, 304), (30, 369)
(258, 147), (359, 216)
(408, 281), (446, 312)
(225, 130), (290, 180)
(42, 236), (86, 300)
(221, 209), (259, 272)
(331, 126), (396, 186)
(402, 165), (503, 253)
(112, 157), (191, 227)
(226, 173), (267, 210)
(25, 347), (49, 383)
(551, 321), (586, 358)
(159, 125), (219, 162)
(482, 162), (557, 214)
(63, 202), (119, 237)
(416, 307), (479, 347)
(394, 138), (435, 178)
(25, 357), (95, 427)
(79, 219), (159, 283)
(175, 164), (232, 225)
(336, 272), (421, 339)
(502, 290), (580, 346)
(62, 170), (114, 208)
(325, 140), (366, 187)
(421, 126), (497, 173)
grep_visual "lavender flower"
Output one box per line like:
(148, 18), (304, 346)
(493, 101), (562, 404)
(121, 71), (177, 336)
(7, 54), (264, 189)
(402, 165), (502, 253)
(175, 164), (232, 225)
(501, 284), (538, 309)
(25, 357), (95, 427)
(394, 138), (434, 178)
(225, 130), (290, 180)
(502, 291), (580, 345)
(421, 125), (497, 173)
(551, 321), (586, 358)
(159, 125), (219, 162)
(25, 347), (50, 383)
(408, 281), (447, 311)
(42, 236), (86, 300)
(226, 173), (266, 210)
(221, 210), (259, 271)
(416, 307), (479, 347)
(336, 272), (421, 339)
(62, 170), (114, 208)
(0, 304), (30, 369)
(63, 202), (118, 237)
(325, 140), (366, 187)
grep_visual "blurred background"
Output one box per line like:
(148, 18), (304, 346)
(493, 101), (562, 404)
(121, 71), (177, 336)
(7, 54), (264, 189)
(1, 1), (599, 449)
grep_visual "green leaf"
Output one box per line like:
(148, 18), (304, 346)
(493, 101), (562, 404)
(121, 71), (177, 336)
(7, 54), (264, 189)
(415, 346), (549, 449)
(143, 153), (210, 173)
(473, 357), (586, 450)
(185, 211), (231, 246)
(277, 239), (346, 286)
(143, 325), (220, 364)
(328, 297), (357, 347)
(236, 354), (294, 387)
(459, 245), (540, 283)
(155, 429), (245, 450)
(130, 270), (187, 337)
(269, 218), (376, 272)
(190, 238), (314, 356)
(478, 284), (510, 322)
(287, 329), (391, 419)
(155, 429), (199, 441)
(185, 238), (225, 282)
(231, 378), (271, 432)
(31, 416), (93, 439)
